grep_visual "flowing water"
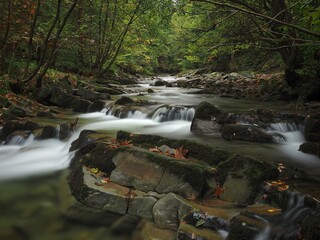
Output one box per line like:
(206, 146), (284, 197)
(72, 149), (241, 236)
(0, 76), (319, 239)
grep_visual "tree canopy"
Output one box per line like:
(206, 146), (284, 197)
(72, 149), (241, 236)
(0, 0), (319, 95)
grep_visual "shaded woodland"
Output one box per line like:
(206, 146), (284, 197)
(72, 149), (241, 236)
(0, 0), (319, 100)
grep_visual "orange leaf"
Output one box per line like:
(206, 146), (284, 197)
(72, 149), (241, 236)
(174, 146), (189, 159)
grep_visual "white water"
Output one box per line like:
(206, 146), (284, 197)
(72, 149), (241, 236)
(0, 76), (319, 182)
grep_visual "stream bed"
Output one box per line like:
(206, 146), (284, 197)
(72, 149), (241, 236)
(0, 76), (319, 239)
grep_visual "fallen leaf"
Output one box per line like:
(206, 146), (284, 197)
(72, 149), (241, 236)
(174, 146), (189, 159)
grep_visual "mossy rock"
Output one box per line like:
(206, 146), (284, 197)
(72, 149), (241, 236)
(115, 96), (135, 105)
(221, 124), (273, 143)
(216, 155), (278, 203)
(194, 101), (223, 121)
(116, 131), (231, 166)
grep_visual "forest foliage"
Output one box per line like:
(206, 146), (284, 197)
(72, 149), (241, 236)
(0, 0), (319, 93)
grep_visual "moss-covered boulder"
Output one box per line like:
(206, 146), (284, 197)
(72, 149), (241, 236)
(152, 193), (193, 230)
(110, 147), (205, 198)
(115, 96), (135, 105)
(193, 101), (223, 121)
(221, 124), (273, 143)
(216, 155), (278, 204)
(116, 130), (231, 166)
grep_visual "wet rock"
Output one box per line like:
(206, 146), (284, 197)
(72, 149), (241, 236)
(116, 130), (231, 166)
(88, 100), (107, 112)
(69, 129), (104, 151)
(191, 101), (224, 134)
(301, 212), (320, 239)
(216, 155), (278, 204)
(110, 148), (204, 198)
(128, 195), (157, 221)
(228, 213), (267, 240)
(154, 80), (168, 86)
(221, 124), (273, 143)
(193, 101), (222, 121)
(304, 113), (320, 142)
(115, 96), (135, 105)
(299, 142), (319, 156)
(49, 87), (75, 108)
(147, 88), (154, 93)
(153, 193), (193, 230)
(70, 98), (91, 113)
(69, 165), (131, 215)
(59, 123), (73, 140)
(183, 211), (226, 231)
(0, 120), (39, 141)
(36, 126), (58, 140)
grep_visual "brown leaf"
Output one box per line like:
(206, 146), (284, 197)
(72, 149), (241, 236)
(174, 146), (189, 159)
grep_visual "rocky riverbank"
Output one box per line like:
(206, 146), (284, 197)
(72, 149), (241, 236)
(1, 73), (320, 239)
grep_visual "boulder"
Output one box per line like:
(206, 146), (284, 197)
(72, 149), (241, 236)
(216, 155), (278, 204)
(299, 142), (319, 156)
(88, 100), (107, 112)
(193, 101), (222, 121)
(304, 113), (320, 142)
(116, 131), (231, 166)
(0, 120), (39, 141)
(49, 87), (75, 108)
(154, 80), (167, 86)
(74, 88), (110, 102)
(301, 212), (320, 239)
(152, 193), (193, 230)
(110, 148), (204, 198)
(191, 101), (224, 133)
(36, 126), (58, 140)
(221, 124), (273, 143)
(69, 165), (132, 215)
(70, 98), (91, 113)
(115, 96), (135, 105)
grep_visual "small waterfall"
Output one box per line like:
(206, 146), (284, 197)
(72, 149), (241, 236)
(253, 192), (309, 240)
(126, 110), (148, 119)
(253, 215), (271, 240)
(268, 122), (303, 143)
(105, 105), (195, 122)
(4, 132), (34, 145)
(151, 106), (195, 122)
(268, 122), (301, 132)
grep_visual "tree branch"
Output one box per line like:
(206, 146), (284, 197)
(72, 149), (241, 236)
(191, 0), (320, 38)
